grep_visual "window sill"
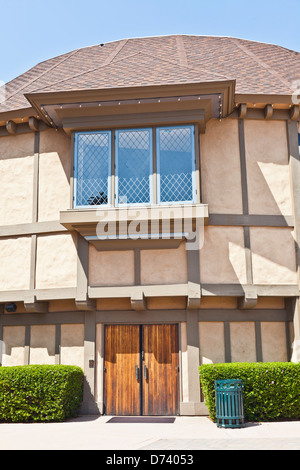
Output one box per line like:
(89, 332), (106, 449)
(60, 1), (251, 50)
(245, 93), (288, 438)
(60, 203), (209, 247)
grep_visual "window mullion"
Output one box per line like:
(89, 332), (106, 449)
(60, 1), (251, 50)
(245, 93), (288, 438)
(111, 129), (115, 207)
(194, 124), (201, 204)
(152, 127), (157, 205)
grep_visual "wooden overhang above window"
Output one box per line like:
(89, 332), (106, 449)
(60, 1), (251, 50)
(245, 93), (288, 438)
(24, 80), (236, 134)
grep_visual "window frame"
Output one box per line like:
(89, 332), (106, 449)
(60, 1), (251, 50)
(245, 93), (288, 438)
(156, 125), (196, 205)
(73, 130), (112, 209)
(115, 127), (154, 207)
(73, 124), (197, 209)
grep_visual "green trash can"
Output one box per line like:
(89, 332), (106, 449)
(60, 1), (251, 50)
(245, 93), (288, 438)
(215, 379), (245, 428)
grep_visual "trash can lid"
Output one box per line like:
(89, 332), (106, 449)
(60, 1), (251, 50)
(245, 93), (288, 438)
(215, 379), (243, 389)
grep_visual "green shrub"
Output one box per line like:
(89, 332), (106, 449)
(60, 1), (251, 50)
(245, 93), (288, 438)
(199, 362), (300, 422)
(0, 365), (84, 422)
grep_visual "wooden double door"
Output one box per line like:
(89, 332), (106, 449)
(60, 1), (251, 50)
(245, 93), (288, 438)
(104, 324), (179, 416)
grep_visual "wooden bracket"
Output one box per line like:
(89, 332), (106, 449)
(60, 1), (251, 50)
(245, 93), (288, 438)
(24, 296), (48, 313)
(131, 292), (146, 311)
(238, 103), (247, 119)
(28, 117), (40, 132)
(264, 104), (273, 120)
(6, 120), (17, 135)
(238, 288), (258, 309)
(75, 297), (96, 311)
(289, 105), (300, 121)
(187, 282), (201, 309)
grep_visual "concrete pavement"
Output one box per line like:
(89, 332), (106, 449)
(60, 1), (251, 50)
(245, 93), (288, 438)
(0, 415), (300, 450)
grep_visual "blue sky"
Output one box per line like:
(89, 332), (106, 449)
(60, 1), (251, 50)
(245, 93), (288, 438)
(0, 0), (299, 84)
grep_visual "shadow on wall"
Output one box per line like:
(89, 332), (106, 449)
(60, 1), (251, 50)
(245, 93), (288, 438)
(199, 119), (297, 286)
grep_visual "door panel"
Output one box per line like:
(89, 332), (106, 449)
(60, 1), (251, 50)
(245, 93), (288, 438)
(104, 325), (140, 415)
(143, 324), (179, 416)
(104, 324), (179, 416)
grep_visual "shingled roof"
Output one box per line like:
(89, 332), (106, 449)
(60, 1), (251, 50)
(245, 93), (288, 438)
(1, 35), (299, 114)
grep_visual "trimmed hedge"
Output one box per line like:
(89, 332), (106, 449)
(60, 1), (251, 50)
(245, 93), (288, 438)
(0, 365), (84, 422)
(199, 362), (300, 422)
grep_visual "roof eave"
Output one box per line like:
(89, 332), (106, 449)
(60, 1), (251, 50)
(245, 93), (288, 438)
(0, 106), (37, 125)
(235, 93), (297, 105)
(24, 80), (236, 128)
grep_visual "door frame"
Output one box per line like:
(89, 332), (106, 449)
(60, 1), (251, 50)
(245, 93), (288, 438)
(103, 322), (181, 416)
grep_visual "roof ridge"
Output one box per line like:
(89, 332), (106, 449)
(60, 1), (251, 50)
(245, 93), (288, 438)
(4, 48), (81, 103)
(28, 40), (129, 94)
(29, 51), (141, 94)
(175, 36), (188, 67)
(101, 39), (128, 66)
(230, 38), (292, 90)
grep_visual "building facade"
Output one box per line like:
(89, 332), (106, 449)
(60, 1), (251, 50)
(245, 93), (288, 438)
(0, 35), (299, 415)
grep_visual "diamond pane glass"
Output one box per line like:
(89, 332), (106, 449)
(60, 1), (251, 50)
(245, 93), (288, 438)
(116, 129), (152, 205)
(157, 126), (195, 203)
(75, 132), (111, 206)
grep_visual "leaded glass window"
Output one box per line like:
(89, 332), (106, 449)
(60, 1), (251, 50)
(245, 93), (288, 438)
(115, 129), (153, 205)
(74, 125), (196, 208)
(157, 126), (196, 204)
(74, 131), (111, 207)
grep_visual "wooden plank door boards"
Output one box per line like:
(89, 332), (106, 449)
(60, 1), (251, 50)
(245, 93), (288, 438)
(104, 324), (179, 416)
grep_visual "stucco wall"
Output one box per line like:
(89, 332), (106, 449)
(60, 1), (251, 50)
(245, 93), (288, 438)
(199, 322), (225, 364)
(35, 233), (77, 289)
(29, 325), (56, 365)
(141, 243), (188, 285)
(38, 129), (71, 221)
(230, 322), (257, 362)
(0, 130), (71, 225)
(89, 246), (135, 286)
(200, 226), (247, 284)
(244, 120), (292, 216)
(1, 324), (84, 368)
(200, 119), (243, 214)
(60, 324), (84, 369)
(199, 119), (293, 217)
(199, 319), (288, 364)
(2, 326), (26, 366)
(0, 133), (35, 225)
(0, 236), (31, 290)
(261, 322), (288, 362)
(89, 243), (189, 287)
(251, 227), (297, 284)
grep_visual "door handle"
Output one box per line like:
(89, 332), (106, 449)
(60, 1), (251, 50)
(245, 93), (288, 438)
(135, 365), (139, 380)
(144, 364), (147, 380)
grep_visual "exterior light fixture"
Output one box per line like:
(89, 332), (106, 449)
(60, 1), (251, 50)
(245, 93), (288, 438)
(5, 303), (17, 313)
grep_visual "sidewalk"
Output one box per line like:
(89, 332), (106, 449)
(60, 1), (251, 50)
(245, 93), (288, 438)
(0, 415), (300, 450)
